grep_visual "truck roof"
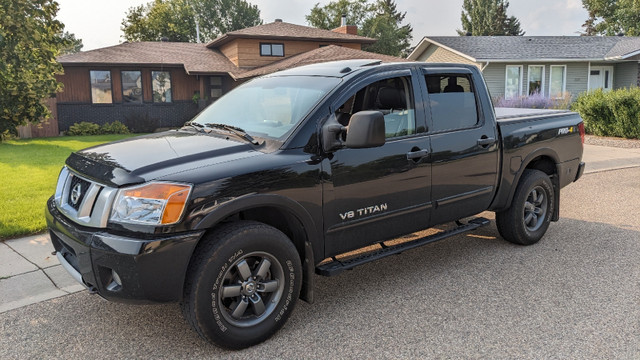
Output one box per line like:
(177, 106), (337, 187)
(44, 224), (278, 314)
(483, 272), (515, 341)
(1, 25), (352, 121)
(267, 59), (402, 78)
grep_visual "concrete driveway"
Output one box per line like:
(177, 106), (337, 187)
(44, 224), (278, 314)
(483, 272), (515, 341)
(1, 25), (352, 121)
(1, 143), (639, 358)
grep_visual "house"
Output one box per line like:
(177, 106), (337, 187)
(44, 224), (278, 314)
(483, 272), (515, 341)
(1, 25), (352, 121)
(407, 36), (640, 100)
(44, 20), (403, 135)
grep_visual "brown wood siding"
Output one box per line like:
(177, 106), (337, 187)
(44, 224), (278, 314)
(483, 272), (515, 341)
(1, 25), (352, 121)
(233, 39), (363, 68)
(56, 67), (91, 103)
(58, 65), (198, 103)
(220, 42), (239, 66)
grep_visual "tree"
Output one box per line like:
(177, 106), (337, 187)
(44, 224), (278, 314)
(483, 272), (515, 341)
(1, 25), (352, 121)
(581, 0), (640, 36)
(306, 0), (413, 57)
(0, 0), (68, 138)
(59, 31), (83, 54)
(457, 0), (524, 36)
(121, 0), (262, 43)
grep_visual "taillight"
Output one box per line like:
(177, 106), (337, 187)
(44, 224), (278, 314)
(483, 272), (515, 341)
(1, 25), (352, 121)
(578, 122), (585, 145)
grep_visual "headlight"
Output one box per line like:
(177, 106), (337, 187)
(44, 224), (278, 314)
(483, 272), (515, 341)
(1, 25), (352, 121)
(110, 182), (192, 225)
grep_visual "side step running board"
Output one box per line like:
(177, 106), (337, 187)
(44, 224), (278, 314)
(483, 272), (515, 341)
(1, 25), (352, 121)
(316, 217), (490, 277)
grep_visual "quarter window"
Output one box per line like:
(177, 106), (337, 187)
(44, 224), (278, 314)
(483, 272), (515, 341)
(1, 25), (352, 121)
(152, 71), (172, 103)
(260, 43), (284, 57)
(425, 74), (478, 132)
(505, 65), (522, 100)
(90, 70), (112, 104)
(549, 65), (566, 97)
(528, 65), (544, 95)
(121, 71), (143, 103)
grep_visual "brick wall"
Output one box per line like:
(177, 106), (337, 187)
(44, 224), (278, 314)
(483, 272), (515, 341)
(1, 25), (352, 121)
(57, 101), (201, 133)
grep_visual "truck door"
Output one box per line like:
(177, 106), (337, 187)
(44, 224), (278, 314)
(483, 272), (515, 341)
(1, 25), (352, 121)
(422, 68), (499, 225)
(322, 70), (432, 257)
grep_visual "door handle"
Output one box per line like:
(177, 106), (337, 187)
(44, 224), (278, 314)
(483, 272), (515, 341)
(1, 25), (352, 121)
(406, 149), (429, 160)
(477, 137), (496, 146)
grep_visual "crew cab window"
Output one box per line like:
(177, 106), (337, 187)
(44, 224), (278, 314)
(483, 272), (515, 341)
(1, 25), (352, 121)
(425, 74), (478, 132)
(336, 76), (415, 138)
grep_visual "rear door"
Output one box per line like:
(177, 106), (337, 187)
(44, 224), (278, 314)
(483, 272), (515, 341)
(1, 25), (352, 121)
(422, 68), (499, 225)
(322, 69), (432, 257)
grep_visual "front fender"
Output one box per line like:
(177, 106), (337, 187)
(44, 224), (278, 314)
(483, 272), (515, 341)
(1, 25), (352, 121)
(193, 193), (320, 303)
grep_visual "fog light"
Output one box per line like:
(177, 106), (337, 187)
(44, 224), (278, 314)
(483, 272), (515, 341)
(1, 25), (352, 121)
(106, 269), (122, 292)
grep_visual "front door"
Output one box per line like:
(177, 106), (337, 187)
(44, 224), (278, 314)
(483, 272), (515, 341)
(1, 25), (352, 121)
(589, 66), (614, 92)
(322, 71), (432, 257)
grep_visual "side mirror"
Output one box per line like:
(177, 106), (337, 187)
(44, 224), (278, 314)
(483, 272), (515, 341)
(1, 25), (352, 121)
(345, 111), (385, 149)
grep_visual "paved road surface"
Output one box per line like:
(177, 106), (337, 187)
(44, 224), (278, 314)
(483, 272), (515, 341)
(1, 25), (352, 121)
(1, 168), (638, 359)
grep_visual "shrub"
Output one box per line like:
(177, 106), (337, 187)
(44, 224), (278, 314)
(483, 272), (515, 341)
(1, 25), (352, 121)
(494, 92), (572, 110)
(67, 121), (130, 136)
(571, 87), (640, 139)
(67, 121), (100, 136)
(100, 121), (130, 134)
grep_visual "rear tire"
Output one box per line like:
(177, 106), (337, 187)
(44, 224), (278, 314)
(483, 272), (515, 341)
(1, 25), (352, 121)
(181, 221), (302, 349)
(496, 169), (554, 245)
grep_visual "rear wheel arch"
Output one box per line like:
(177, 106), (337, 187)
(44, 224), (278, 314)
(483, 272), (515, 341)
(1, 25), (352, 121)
(502, 151), (560, 211)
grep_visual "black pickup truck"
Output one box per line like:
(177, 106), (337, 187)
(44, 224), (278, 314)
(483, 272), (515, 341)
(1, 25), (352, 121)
(46, 60), (585, 349)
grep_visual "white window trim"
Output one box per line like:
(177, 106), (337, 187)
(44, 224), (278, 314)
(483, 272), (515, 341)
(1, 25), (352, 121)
(527, 65), (545, 95)
(505, 65), (523, 99)
(549, 65), (567, 98)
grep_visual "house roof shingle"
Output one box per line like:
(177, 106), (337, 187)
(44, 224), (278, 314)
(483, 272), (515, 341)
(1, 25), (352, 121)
(57, 42), (240, 75)
(206, 21), (375, 48)
(413, 36), (640, 62)
(235, 45), (406, 79)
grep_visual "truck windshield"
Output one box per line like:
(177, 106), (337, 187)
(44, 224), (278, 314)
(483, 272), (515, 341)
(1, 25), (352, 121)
(192, 76), (341, 140)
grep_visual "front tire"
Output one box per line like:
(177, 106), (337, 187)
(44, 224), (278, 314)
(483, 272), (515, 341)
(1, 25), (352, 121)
(181, 221), (302, 349)
(496, 169), (555, 245)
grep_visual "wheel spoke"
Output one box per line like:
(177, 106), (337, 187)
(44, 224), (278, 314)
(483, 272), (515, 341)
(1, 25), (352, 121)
(524, 212), (535, 226)
(254, 258), (271, 280)
(531, 189), (538, 203)
(535, 192), (545, 206)
(221, 284), (242, 298)
(258, 279), (279, 293)
(236, 260), (252, 281)
(534, 207), (544, 216)
(231, 297), (249, 318)
(250, 294), (266, 315)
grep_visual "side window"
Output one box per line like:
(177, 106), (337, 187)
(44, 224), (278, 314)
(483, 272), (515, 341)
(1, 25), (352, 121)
(335, 76), (415, 138)
(425, 74), (478, 132)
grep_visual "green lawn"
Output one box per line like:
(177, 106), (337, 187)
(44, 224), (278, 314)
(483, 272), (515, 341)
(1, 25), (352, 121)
(0, 134), (139, 240)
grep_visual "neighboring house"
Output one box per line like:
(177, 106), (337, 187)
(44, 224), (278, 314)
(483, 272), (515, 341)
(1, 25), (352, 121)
(408, 36), (640, 100)
(44, 20), (404, 135)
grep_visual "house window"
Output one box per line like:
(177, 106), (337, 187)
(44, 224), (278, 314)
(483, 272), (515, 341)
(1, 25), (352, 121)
(210, 76), (223, 99)
(260, 43), (284, 57)
(528, 65), (544, 95)
(121, 71), (143, 103)
(152, 71), (172, 103)
(90, 70), (112, 104)
(505, 65), (522, 100)
(549, 65), (566, 97)
(426, 74), (478, 132)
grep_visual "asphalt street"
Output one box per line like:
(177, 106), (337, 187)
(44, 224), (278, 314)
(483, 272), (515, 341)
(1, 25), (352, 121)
(1, 167), (639, 359)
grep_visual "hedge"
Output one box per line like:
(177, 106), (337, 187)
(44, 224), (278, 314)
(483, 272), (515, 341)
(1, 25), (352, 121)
(571, 88), (640, 139)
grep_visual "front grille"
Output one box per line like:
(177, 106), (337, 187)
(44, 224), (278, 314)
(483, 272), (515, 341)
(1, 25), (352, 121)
(67, 176), (91, 211)
(56, 167), (119, 228)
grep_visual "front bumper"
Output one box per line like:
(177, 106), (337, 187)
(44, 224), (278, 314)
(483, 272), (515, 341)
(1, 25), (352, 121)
(46, 197), (204, 303)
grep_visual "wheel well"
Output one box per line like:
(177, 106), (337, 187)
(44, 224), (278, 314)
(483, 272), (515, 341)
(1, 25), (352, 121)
(217, 206), (308, 264)
(525, 156), (556, 176)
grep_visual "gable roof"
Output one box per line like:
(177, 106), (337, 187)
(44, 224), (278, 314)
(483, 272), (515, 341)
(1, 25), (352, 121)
(206, 20), (375, 48)
(235, 45), (406, 79)
(408, 36), (640, 62)
(58, 41), (239, 75)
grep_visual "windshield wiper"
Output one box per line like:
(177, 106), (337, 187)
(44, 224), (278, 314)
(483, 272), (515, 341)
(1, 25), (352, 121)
(204, 123), (260, 145)
(182, 121), (206, 133)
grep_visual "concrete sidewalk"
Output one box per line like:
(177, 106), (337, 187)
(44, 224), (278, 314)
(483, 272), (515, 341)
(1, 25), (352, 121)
(1, 143), (639, 314)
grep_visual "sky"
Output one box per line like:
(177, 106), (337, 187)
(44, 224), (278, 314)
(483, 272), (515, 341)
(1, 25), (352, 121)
(56, 0), (590, 51)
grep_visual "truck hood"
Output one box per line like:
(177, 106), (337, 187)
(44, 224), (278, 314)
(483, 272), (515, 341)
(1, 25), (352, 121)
(66, 131), (263, 187)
